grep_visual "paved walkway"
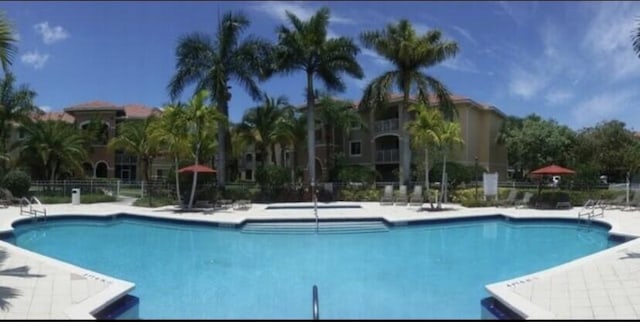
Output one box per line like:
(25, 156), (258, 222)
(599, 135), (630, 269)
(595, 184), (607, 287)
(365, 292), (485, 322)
(0, 200), (639, 319)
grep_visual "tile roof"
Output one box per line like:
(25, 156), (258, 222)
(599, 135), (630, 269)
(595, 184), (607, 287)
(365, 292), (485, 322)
(64, 100), (122, 112)
(122, 104), (160, 119)
(34, 111), (75, 123)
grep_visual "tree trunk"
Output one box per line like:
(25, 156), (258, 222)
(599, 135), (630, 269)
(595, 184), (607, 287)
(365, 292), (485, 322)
(306, 72), (316, 201)
(188, 144), (201, 209)
(401, 91), (411, 185)
(216, 98), (228, 188)
(425, 147), (433, 208)
(438, 149), (448, 209)
(174, 155), (182, 205)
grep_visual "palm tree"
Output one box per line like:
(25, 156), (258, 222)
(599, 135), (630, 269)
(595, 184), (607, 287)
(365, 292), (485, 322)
(272, 106), (307, 184)
(406, 103), (444, 203)
(0, 12), (17, 74)
(633, 16), (640, 58)
(315, 93), (364, 181)
(272, 7), (364, 197)
(107, 117), (160, 184)
(16, 120), (88, 183)
(168, 11), (271, 188)
(359, 20), (458, 185)
(149, 103), (190, 204)
(183, 89), (225, 210)
(0, 73), (38, 155)
(237, 94), (290, 166)
(436, 120), (464, 208)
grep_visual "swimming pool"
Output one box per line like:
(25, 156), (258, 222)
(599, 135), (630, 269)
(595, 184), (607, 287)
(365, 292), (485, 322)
(8, 215), (620, 319)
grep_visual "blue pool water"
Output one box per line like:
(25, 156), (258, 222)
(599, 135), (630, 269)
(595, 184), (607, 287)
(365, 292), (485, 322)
(9, 215), (620, 319)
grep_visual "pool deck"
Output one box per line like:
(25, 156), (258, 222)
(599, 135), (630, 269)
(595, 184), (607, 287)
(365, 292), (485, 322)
(0, 200), (640, 319)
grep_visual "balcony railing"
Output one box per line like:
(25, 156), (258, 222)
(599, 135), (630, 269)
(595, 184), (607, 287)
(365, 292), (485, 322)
(374, 118), (399, 133)
(376, 149), (399, 162)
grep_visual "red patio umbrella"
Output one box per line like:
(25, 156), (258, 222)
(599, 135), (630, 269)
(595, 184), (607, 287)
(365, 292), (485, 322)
(530, 164), (576, 176)
(178, 164), (216, 174)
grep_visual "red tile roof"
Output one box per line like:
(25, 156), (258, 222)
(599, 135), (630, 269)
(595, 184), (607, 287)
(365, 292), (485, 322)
(35, 111), (75, 123)
(64, 100), (122, 112)
(122, 104), (160, 119)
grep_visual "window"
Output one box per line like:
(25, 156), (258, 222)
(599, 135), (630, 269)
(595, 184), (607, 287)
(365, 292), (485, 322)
(245, 169), (253, 181)
(315, 129), (322, 141)
(245, 154), (253, 162)
(350, 120), (361, 130)
(156, 169), (165, 179)
(350, 141), (362, 156)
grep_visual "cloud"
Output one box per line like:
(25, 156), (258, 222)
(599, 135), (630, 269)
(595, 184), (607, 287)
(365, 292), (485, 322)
(570, 90), (638, 129)
(413, 23), (431, 35)
(581, 2), (640, 82)
(360, 48), (389, 67)
(508, 65), (547, 99)
(441, 55), (480, 74)
(544, 90), (574, 106)
(20, 51), (49, 69)
(253, 1), (354, 25)
(34, 21), (69, 44)
(12, 32), (20, 41)
(39, 105), (51, 112)
(451, 25), (477, 45)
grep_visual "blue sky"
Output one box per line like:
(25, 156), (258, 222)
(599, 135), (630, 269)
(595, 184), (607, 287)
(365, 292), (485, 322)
(3, 1), (640, 131)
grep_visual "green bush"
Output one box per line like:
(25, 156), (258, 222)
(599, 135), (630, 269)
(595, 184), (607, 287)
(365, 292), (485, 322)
(35, 192), (116, 204)
(337, 165), (378, 184)
(3, 170), (31, 198)
(133, 195), (175, 207)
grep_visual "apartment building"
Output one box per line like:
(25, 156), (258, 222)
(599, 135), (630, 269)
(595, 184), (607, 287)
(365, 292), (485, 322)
(239, 93), (509, 183)
(37, 101), (170, 181)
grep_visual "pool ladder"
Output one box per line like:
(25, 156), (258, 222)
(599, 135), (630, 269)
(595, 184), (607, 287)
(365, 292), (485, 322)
(20, 196), (47, 220)
(312, 285), (319, 320)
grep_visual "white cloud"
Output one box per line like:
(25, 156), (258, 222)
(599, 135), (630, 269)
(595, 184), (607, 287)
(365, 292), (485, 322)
(39, 105), (51, 112)
(451, 25), (477, 45)
(253, 1), (354, 25)
(20, 51), (49, 69)
(413, 23), (431, 35)
(34, 21), (69, 44)
(581, 2), (640, 82)
(508, 65), (547, 99)
(12, 32), (20, 41)
(441, 55), (480, 74)
(544, 90), (574, 106)
(570, 90), (638, 129)
(360, 48), (389, 67)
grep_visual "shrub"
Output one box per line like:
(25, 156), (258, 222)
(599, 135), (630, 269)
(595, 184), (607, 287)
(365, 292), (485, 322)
(3, 170), (31, 198)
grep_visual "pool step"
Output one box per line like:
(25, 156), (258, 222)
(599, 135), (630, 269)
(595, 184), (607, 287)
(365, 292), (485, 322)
(241, 221), (389, 234)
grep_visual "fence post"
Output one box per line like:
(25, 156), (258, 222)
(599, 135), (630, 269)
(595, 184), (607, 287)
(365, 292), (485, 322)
(117, 180), (120, 199)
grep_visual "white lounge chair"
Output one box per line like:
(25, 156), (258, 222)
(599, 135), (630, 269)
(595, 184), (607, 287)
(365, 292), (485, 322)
(395, 185), (408, 205)
(409, 185), (424, 207)
(380, 185), (394, 205)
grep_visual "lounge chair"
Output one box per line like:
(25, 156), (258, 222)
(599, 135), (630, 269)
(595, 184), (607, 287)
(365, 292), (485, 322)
(515, 192), (533, 208)
(409, 185), (424, 207)
(380, 185), (394, 205)
(233, 199), (252, 210)
(395, 185), (408, 205)
(600, 194), (626, 210)
(0, 188), (19, 207)
(498, 190), (518, 207)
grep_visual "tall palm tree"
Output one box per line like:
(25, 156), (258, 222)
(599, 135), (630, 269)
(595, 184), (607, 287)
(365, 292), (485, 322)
(315, 94), (364, 181)
(107, 117), (160, 184)
(183, 89), (225, 210)
(436, 120), (464, 208)
(168, 11), (271, 188)
(16, 120), (88, 183)
(0, 73), (38, 155)
(272, 106), (307, 184)
(272, 7), (364, 197)
(237, 94), (290, 165)
(359, 20), (458, 185)
(0, 12), (17, 74)
(406, 103), (443, 201)
(149, 103), (190, 204)
(633, 16), (640, 58)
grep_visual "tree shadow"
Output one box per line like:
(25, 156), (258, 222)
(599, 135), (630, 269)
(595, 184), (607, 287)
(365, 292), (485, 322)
(619, 251), (640, 260)
(0, 248), (45, 311)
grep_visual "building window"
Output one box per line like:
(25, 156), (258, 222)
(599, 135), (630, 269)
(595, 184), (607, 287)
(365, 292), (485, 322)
(156, 169), (165, 179)
(245, 169), (253, 181)
(350, 141), (361, 156)
(315, 129), (322, 141)
(350, 121), (361, 130)
(245, 154), (253, 162)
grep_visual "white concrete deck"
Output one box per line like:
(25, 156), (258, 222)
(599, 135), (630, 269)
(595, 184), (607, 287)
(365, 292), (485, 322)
(0, 200), (639, 319)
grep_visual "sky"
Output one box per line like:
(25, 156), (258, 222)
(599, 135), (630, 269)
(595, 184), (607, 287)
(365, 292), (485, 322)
(3, 1), (640, 131)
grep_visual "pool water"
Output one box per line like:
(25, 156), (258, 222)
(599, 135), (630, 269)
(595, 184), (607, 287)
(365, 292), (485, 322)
(10, 216), (619, 319)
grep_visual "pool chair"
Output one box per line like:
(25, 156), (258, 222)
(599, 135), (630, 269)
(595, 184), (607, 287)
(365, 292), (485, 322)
(233, 200), (252, 210)
(409, 185), (424, 207)
(395, 185), (408, 206)
(624, 191), (640, 211)
(380, 185), (394, 205)
(515, 192), (533, 208)
(497, 189), (518, 207)
(601, 194), (627, 210)
(0, 188), (19, 207)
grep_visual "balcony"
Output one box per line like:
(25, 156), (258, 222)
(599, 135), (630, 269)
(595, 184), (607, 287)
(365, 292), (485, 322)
(374, 118), (399, 133)
(376, 149), (399, 163)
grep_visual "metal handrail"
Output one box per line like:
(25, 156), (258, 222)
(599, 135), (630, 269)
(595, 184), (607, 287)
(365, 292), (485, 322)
(19, 196), (47, 218)
(312, 285), (319, 320)
(313, 186), (319, 234)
